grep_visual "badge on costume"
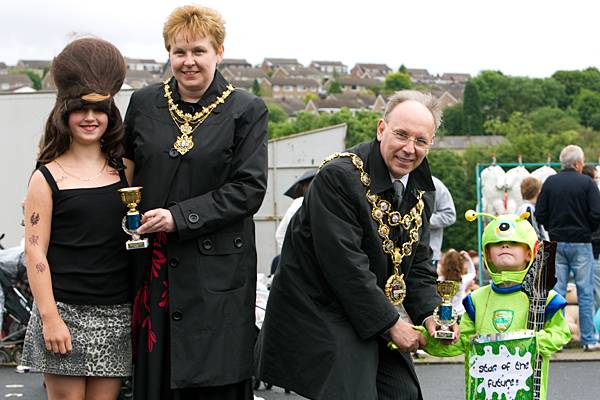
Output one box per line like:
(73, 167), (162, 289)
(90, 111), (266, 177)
(493, 310), (514, 333)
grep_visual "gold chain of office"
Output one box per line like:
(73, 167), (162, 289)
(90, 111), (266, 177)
(319, 152), (425, 305)
(163, 79), (235, 155)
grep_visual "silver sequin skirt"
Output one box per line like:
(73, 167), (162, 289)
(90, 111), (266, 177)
(21, 302), (132, 377)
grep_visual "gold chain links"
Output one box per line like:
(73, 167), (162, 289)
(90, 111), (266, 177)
(163, 79), (235, 155)
(319, 152), (426, 305)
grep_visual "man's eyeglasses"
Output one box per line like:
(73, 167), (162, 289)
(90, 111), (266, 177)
(391, 129), (434, 150)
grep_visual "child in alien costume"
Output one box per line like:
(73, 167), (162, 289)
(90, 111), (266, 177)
(419, 211), (571, 400)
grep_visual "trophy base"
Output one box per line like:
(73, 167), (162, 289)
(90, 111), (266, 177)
(126, 238), (149, 250)
(434, 330), (456, 340)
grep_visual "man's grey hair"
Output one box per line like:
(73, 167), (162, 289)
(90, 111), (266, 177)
(383, 90), (443, 131)
(559, 144), (584, 169)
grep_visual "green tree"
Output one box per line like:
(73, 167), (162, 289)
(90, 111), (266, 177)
(22, 70), (42, 90)
(343, 109), (379, 147)
(589, 113), (600, 131)
(367, 84), (384, 96)
(573, 89), (600, 127)
(251, 79), (262, 97)
(552, 68), (600, 108)
(384, 72), (411, 92)
(427, 150), (477, 251)
(328, 80), (342, 94)
(398, 64), (408, 73)
(526, 107), (581, 134)
(470, 71), (565, 125)
(438, 103), (463, 135)
(484, 112), (535, 136)
(462, 81), (484, 134)
(266, 103), (288, 123)
(303, 92), (318, 104)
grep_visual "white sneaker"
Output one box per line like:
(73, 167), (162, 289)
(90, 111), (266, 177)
(254, 396), (265, 400)
(583, 342), (600, 352)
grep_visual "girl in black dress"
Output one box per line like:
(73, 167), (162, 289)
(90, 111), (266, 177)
(22, 38), (133, 400)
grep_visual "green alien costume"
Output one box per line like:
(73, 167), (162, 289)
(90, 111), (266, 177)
(420, 212), (571, 400)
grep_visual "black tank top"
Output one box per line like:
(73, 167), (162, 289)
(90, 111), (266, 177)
(39, 165), (131, 305)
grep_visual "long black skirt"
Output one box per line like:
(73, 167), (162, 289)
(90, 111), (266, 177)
(132, 232), (252, 400)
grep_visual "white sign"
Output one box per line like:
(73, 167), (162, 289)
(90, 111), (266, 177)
(469, 344), (533, 400)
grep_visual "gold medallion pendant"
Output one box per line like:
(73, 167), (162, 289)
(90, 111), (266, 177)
(174, 134), (194, 155)
(319, 152), (426, 306)
(385, 273), (406, 305)
(163, 80), (235, 155)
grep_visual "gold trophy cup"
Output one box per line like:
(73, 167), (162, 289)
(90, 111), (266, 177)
(432, 280), (459, 339)
(118, 187), (149, 250)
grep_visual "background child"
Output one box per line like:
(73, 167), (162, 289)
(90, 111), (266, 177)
(420, 212), (571, 400)
(438, 249), (476, 320)
(21, 38), (132, 400)
(518, 176), (548, 241)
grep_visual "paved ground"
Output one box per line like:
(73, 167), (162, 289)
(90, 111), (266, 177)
(1, 349), (599, 399)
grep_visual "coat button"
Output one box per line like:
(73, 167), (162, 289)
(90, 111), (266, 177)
(169, 148), (180, 158)
(188, 213), (199, 223)
(233, 237), (243, 248)
(172, 311), (182, 321)
(169, 257), (179, 268)
(202, 239), (213, 250)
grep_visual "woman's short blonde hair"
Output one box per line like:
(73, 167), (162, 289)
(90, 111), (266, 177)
(163, 5), (225, 52)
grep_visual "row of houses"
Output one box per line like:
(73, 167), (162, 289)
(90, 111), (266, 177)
(0, 57), (468, 114)
(223, 58), (470, 84)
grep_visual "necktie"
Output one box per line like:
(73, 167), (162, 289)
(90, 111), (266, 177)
(393, 180), (404, 209)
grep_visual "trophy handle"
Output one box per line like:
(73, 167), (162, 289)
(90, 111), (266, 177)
(122, 213), (144, 236)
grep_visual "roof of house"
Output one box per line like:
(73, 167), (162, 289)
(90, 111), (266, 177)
(310, 60), (346, 67)
(230, 79), (253, 90)
(308, 96), (367, 110)
(124, 57), (160, 64)
(0, 74), (33, 89)
(221, 67), (268, 80)
(270, 77), (320, 87)
(354, 63), (392, 70)
(263, 58), (301, 64)
(126, 70), (158, 79)
(0, 62), (7, 69)
(274, 66), (323, 78)
(16, 59), (51, 69)
(264, 97), (306, 116)
(406, 68), (430, 74)
(440, 72), (471, 81)
(220, 58), (251, 66)
(41, 71), (56, 90)
(337, 76), (381, 87)
(124, 70), (161, 88)
(429, 82), (465, 101)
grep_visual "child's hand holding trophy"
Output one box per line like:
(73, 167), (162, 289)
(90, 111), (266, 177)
(433, 280), (459, 340)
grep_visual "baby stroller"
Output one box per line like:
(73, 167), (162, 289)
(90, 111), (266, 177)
(0, 236), (32, 365)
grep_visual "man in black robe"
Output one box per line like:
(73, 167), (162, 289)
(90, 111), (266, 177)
(256, 90), (452, 400)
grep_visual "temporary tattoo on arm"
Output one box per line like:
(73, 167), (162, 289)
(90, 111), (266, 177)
(28, 235), (39, 246)
(35, 262), (46, 273)
(56, 175), (68, 183)
(30, 212), (40, 226)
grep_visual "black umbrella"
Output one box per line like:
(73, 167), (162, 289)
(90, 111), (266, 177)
(284, 169), (317, 199)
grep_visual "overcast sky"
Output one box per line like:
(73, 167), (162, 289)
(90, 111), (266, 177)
(2, 0), (599, 78)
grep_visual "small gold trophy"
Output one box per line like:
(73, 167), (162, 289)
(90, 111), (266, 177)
(118, 186), (149, 250)
(433, 280), (459, 339)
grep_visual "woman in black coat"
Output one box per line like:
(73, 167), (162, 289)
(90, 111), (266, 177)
(123, 5), (268, 400)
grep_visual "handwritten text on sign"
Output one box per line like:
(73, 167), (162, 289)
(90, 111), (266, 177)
(469, 345), (533, 400)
